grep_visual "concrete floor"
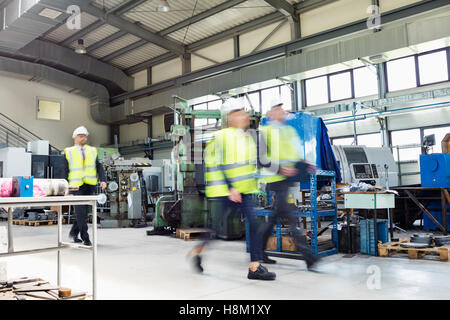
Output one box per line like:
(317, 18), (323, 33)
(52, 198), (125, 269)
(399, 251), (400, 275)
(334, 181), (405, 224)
(1, 222), (450, 300)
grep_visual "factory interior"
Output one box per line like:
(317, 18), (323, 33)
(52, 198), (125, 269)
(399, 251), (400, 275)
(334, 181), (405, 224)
(0, 0), (450, 303)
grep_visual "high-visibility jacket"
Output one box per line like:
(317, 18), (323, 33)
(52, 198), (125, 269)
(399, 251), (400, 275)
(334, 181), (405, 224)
(260, 123), (302, 184)
(213, 127), (258, 195)
(205, 140), (230, 198)
(64, 145), (98, 187)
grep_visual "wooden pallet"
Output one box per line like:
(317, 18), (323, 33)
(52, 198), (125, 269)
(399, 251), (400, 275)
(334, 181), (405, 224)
(12, 219), (67, 227)
(378, 239), (450, 262)
(175, 228), (216, 241)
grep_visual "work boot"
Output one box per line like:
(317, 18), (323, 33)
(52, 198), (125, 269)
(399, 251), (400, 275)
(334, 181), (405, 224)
(191, 255), (203, 273)
(262, 254), (277, 264)
(306, 256), (322, 273)
(83, 240), (92, 246)
(248, 265), (276, 280)
(70, 233), (82, 243)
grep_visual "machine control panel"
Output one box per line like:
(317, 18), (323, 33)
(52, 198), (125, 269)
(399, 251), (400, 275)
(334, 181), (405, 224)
(352, 164), (373, 179)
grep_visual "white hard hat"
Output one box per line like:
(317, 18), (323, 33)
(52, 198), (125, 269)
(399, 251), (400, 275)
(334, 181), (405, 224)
(221, 98), (244, 116)
(269, 97), (284, 109)
(72, 126), (89, 138)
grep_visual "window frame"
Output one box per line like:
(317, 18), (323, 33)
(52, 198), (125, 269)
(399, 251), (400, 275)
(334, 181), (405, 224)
(416, 48), (450, 87)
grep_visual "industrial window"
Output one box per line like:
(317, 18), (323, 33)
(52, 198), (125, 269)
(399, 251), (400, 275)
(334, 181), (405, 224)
(418, 50), (449, 86)
(261, 86), (281, 115)
(280, 85), (292, 111)
(329, 71), (352, 102)
(243, 92), (260, 113)
(353, 67), (378, 98)
(423, 126), (450, 153)
(305, 76), (328, 107)
(37, 98), (61, 121)
(391, 129), (421, 162)
(386, 56), (417, 92)
(332, 137), (354, 145)
(194, 103), (207, 110)
(207, 100), (222, 110)
(357, 133), (382, 147)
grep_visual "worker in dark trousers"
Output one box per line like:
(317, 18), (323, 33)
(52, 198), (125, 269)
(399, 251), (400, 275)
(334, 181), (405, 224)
(64, 126), (107, 246)
(188, 98), (276, 280)
(259, 99), (320, 270)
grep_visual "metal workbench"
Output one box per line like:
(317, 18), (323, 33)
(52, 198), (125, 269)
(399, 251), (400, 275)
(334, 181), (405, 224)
(0, 195), (100, 300)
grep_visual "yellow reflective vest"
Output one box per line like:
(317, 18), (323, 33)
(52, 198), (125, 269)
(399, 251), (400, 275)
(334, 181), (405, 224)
(212, 127), (258, 195)
(64, 145), (98, 187)
(260, 123), (302, 184)
(204, 140), (230, 198)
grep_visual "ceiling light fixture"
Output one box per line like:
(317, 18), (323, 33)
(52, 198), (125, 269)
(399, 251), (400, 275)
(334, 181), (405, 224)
(157, 0), (171, 12)
(75, 39), (86, 54)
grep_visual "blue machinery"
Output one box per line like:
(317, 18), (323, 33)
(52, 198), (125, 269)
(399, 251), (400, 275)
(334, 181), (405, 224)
(246, 170), (339, 257)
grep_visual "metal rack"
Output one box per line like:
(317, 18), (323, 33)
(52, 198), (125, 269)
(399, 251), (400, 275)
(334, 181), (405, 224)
(246, 170), (338, 257)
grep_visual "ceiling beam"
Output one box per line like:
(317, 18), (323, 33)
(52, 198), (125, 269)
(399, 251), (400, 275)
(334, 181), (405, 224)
(97, 0), (248, 65)
(294, 0), (339, 13)
(86, 30), (127, 53)
(40, 0), (185, 55)
(113, 0), (450, 104)
(263, 0), (297, 20)
(101, 39), (147, 62)
(61, 20), (104, 46)
(158, 0), (247, 36)
(111, 0), (148, 16)
(124, 11), (285, 75)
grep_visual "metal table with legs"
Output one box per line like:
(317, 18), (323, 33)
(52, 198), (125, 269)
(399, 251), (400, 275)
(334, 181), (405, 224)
(0, 195), (100, 299)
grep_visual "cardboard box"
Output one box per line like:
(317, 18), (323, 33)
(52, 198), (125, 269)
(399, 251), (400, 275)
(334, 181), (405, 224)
(442, 133), (450, 154)
(266, 236), (299, 252)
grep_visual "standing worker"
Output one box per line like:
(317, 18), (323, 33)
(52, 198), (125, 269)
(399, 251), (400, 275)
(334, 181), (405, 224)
(188, 98), (276, 281)
(259, 99), (320, 270)
(64, 126), (107, 246)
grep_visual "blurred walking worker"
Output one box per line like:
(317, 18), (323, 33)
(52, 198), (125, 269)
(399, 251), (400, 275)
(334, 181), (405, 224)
(259, 98), (320, 270)
(188, 98), (276, 280)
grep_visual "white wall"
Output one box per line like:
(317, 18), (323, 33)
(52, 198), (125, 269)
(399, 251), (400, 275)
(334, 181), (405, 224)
(152, 58), (182, 83)
(132, 69), (148, 90)
(240, 21), (291, 56)
(192, 39), (235, 71)
(0, 73), (109, 151)
(300, 0), (371, 37)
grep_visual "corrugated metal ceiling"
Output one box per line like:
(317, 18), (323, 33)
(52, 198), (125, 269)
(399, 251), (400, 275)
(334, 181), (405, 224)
(68, 24), (120, 49)
(110, 43), (169, 69)
(123, 0), (229, 33)
(166, 0), (276, 45)
(44, 12), (99, 43)
(38, 0), (295, 73)
(92, 0), (129, 11)
(89, 33), (142, 59)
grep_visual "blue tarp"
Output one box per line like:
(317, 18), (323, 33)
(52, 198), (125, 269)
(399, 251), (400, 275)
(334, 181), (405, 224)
(261, 112), (342, 187)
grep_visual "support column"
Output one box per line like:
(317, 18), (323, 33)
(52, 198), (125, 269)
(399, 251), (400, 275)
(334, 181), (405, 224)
(182, 53), (191, 74)
(233, 35), (240, 58)
(111, 124), (120, 148)
(147, 67), (152, 86)
(289, 15), (301, 40)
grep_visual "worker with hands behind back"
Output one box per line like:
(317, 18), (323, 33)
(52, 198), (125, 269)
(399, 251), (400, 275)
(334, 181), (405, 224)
(64, 126), (107, 246)
(259, 99), (320, 271)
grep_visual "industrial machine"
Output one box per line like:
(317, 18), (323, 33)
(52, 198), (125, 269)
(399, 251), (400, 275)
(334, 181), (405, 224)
(99, 155), (151, 228)
(149, 96), (261, 237)
(420, 134), (450, 188)
(0, 147), (31, 177)
(332, 145), (398, 188)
